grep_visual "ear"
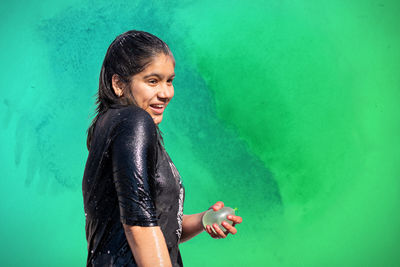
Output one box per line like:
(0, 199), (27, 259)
(111, 74), (124, 97)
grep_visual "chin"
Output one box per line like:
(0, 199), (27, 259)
(154, 117), (163, 125)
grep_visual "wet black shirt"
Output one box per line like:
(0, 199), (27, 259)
(82, 104), (185, 266)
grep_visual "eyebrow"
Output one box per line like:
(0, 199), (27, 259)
(143, 73), (175, 79)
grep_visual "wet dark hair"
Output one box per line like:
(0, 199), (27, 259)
(86, 30), (174, 150)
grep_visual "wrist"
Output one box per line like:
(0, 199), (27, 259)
(200, 211), (208, 231)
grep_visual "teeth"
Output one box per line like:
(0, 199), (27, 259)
(152, 105), (163, 108)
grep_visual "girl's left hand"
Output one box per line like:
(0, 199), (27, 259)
(204, 201), (243, 239)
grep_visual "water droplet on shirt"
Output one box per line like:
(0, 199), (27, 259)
(91, 250), (94, 254)
(107, 250), (110, 254)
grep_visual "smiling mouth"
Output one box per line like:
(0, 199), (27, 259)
(149, 104), (165, 114)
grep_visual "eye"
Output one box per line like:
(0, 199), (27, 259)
(148, 79), (158, 85)
(167, 78), (174, 84)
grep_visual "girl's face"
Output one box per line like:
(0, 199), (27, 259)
(129, 53), (175, 125)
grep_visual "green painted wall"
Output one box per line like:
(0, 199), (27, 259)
(0, 0), (399, 266)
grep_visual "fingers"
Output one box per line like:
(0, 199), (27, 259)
(205, 220), (241, 239)
(205, 224), (227, 239)
(221, 221), (237, 235)
(211, 201), (224, 211)
(227, 215), (243, 225)
(212, 223), (227, 238)
(205, 225), (219, 239)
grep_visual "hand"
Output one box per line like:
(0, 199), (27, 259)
(204, 201), (243, 239)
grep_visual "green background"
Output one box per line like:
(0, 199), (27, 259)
(1, 0), (399, 266)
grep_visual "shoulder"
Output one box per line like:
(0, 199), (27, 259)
(113, 105), (156, 136)
(117, 106), (154, 127)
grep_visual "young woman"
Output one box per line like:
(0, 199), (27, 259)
(82, 30), (242, 267)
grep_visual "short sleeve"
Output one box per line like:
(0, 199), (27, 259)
(110, 109), (158, 226)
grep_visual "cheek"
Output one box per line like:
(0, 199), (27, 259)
(132, 86), (153, 104)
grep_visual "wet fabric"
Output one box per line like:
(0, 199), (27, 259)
(82, 104), (185, 266)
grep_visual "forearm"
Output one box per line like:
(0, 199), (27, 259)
(123, 224), (172, 267)
(179, 211), (207, 243)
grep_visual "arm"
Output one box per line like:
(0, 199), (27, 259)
(179, 212), (207, 243)
(111, 108), (171, 265)
(123, 225), (172, 267)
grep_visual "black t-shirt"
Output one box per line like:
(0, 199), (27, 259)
(82, 104), (185, 266)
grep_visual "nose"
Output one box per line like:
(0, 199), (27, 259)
(158, 82), (174, 101)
